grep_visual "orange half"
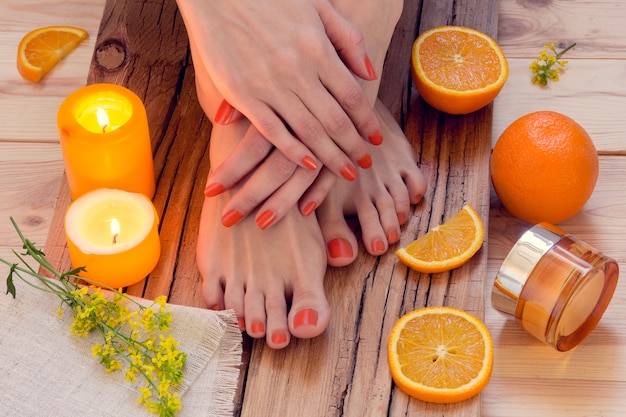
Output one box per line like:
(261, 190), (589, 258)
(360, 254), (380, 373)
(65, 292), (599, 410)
(412, 26), (508, 114)
(17, 26), (88, 82)
(388, 306), (493, 403)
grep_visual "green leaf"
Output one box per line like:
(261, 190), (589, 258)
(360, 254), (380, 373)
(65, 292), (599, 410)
(5, 264), (17, 298)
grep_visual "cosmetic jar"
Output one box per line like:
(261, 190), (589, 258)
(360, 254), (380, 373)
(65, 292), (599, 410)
(492, 223), (619, 351)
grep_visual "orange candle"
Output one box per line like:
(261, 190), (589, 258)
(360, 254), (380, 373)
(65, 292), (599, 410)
(65, 188), (160, 288)
(57, 83), (155, 200)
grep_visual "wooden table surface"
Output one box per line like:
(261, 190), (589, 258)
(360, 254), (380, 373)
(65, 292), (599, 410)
(1, 1), (625, 416)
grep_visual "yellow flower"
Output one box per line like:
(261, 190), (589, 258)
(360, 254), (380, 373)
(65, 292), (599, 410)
(530, 42), (576, 86)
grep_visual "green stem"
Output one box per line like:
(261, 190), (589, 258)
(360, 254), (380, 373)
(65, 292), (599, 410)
(556, 42), (576, 59)
(94, 323), (161, 393)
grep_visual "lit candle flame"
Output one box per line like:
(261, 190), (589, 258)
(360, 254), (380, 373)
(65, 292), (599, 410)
(110, 218), (121, 244)
(96, 107), (110, 133)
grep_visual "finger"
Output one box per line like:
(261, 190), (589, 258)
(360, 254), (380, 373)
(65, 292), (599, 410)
(290, 82), (376, 175)
(219, 149), (302, 227)
(205, 125), (273, 196)
(316, 1), (377, 81)
(299, 167), (338, 216)
(254, 165), (322, 229)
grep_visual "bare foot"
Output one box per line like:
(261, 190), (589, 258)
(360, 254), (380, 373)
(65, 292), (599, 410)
(317, 100), (427, 267)
(197, 121), (331, 349)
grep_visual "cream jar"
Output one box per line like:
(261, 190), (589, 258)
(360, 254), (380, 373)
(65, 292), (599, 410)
(492, 223), (619, 351)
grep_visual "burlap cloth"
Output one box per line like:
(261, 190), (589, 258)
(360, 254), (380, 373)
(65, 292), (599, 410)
(0, 280), (242, 417)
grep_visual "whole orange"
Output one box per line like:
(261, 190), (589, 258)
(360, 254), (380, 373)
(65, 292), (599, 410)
(490, 111), (598, 224)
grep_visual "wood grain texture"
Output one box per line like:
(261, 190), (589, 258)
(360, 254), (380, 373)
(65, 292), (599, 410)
(497, 0), (626, 59)
(39, 0), (495, 416)
(4, 0), (626, 416)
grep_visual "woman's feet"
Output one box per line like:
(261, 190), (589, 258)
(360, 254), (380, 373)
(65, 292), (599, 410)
(196, 100), (426, 348)
(317, 99), (426, 267)
(197, 121), (331, 349)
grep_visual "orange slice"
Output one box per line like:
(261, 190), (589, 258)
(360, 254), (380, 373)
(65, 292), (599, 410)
(412, 25), (508, 114)
(388, 306), (493, 403)
(396, 204), (484, 273)
(17, 26), (88, 82)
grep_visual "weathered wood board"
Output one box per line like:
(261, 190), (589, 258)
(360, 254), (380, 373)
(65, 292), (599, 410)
(41, 0), (496, 415)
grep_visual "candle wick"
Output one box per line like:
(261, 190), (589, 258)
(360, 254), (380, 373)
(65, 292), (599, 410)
(102, 124), (108, 133)
(112, 233), (118, 244)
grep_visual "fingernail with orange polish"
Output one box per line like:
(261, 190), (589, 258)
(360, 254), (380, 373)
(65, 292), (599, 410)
(222, 209), (243, 227)
(302, 201), (317, 217)
(369, 130), (383, 146)
(215, 100), (235, 125)
(364, 55), (378, 80)
(357, 154), (372, 169)
(294, 308), (318, 329)
(301, 155), (318, 171)
(205, 182), (225, 197)
(328, 238), (353, 259)
(256, 210), (276, 230)
(340, 164), (358, 181)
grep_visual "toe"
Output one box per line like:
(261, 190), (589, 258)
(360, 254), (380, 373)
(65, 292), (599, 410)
(244, 287), (268, 339)
(200, 273), (225, 311)
(317, 202), (359, 267)
(288, 288), (331, 340)
(223, 276), (246, 330)
(352, 191), (391, 256)
(263, 290), (291, 349)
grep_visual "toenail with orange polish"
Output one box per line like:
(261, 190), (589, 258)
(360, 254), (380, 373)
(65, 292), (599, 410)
(251, 321), (265, 334)
(294, 308), (318, 329)
(387, 229), (400, 243)
(210, 305), (221, 311)
(238, 318), (246, 330)
(397, 213), (408, 224)
(222, 209), (243, 227)
(272, 332), (287, 345)
(371, 239), (385, 253)
(369, 130), (383, 146)
(302, 201), (317, 217)
(340, 164), (358, 181)
(301, 155), (318, 171)
(256, 210), (276, 230)
(357, 154), (372, 169)
(328, 238), (354, 259)
(204, 182), (225, 197)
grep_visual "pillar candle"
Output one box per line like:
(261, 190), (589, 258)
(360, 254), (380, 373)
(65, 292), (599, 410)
(65, 188), (160, 288)
(57, 83), (155, 200)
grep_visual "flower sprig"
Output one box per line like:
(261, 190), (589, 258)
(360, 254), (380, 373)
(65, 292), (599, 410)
(530, 42), (576, 86)
(2, 217), (186, 417)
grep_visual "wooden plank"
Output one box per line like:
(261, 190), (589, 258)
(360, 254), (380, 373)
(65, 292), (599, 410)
(0, 0), (104, 142)
(493, 59), (626, 154)
(483, 154), (626, 417)
(497, 0), (626, 59)
(40, 0), (496, 416)
(241, 1), (496, 416)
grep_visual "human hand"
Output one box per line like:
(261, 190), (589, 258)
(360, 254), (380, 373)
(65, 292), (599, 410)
(176, 0), (382, 182)
(205, 124), (339, 229)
